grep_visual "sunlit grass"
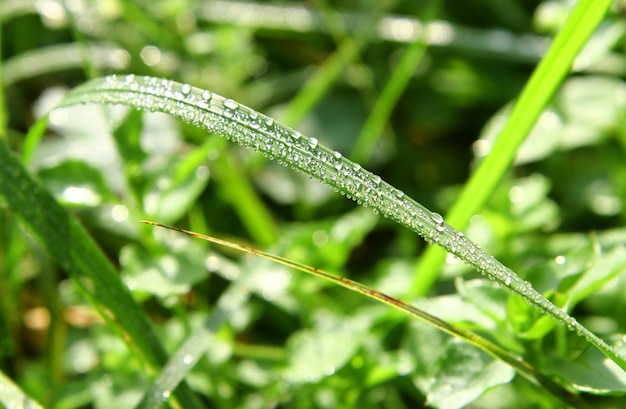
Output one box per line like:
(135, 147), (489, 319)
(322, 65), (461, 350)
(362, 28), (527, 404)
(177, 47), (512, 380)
(2, 1), (626, 408)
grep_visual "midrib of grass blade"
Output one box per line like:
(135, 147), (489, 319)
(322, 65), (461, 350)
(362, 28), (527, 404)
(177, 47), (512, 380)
(0, 140), (204, 409)
(56, 74), (626, 370)
(410, 0), (615, 297)
(140, 220), (591, 408)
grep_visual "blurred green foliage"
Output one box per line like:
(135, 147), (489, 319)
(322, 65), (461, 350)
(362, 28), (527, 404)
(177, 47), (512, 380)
(2, 0), (626, 408)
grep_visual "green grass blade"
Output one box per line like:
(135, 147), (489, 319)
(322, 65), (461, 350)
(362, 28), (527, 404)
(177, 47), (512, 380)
(2, 43), (127, 87)
(0, 139), (203, 409)
(213, 145), (278, 246)
(350, 2), (438, 165)
(0, 12), (6, 140)
(281, 36), (365, 127)
(411, 0), (615, 296)
(141, 220), (591, 408)
(134, 280), (249, 409)
(0, 369), (44, 409)
(57, 74), (626, 371)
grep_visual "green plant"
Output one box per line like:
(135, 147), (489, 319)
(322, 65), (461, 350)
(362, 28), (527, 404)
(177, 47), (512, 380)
(2, 1), (626, 408)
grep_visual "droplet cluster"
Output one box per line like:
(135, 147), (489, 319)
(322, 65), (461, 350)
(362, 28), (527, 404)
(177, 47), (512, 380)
(58, 75), (625, 365)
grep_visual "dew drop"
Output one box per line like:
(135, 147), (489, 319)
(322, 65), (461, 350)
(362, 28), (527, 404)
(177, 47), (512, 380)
(162, 390), (171, 401)
(223, 99), (239, 110)
(309, 137), (318, 148)
(181, 83), (192, 95)
(352, 163), (361, 172)
(292, 131), (302, 140)
(430, 212), (444, 225)
(566, 317), (577, 331)
(201, 90), (212, 101)
(333, 151), (342, 159)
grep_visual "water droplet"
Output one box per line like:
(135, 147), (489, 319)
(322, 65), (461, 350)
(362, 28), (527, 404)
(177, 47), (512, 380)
(333, 151), (342, 159)
(352, 163), (361, 172)
(162, 390), (171, 401)
(223, 99), (239, 110)
(201, 90), (211, 101)
(430, 212), (444, 225)
(309, 138), (318, 148)
(181, 83), (192, 95)
(566, 317), (577, 331)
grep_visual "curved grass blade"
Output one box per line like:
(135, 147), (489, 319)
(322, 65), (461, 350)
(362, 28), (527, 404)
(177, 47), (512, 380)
(141, 220), (591, 408)
(0, 140), (203, 409)
(412, 0), (615, 296)
(57, 74), (626, 370)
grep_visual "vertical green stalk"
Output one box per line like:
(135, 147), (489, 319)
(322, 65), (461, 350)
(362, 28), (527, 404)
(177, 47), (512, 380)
(0, 8), (7, 139)
(350, 0), (441, 164)
(410, 0), (614, 297)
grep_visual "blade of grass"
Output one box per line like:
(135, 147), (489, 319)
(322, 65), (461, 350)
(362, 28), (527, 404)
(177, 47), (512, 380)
(281, 34), (366, 126)
(2, 43), (128, 87)
(134, 280), (250, 409)
(0, 11), (7, 140)
(214, 139), (278, 246)
(0, 139), (203, 409)
(141, 220), (592, 409)
(410, 0), (615, 297)
(279, 0), (387, 126)
(0, 370), (44, 409)
(349, 0), (440, 165)
(57, 74), (626, 370)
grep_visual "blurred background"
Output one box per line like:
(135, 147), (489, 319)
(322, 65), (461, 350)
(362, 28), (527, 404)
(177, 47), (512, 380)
(2, 0), (626, 408)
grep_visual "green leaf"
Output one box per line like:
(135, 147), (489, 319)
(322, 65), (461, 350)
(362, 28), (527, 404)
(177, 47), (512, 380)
(143, 140), (212, 224)
(545, 346), (626, 394)
(36, 160), (115, 207)
(284, 316), (369, 383)
(426, 340), (515, 409)
(120, 243), (208, 299)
